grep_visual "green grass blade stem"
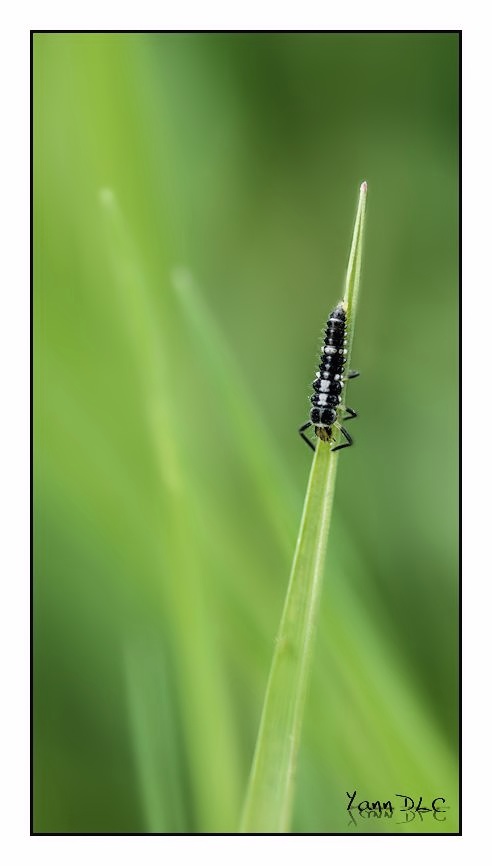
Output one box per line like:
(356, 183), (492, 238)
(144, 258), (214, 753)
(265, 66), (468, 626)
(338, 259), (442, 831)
(171, 267), (298, 557)
(240, 182), (368, 833)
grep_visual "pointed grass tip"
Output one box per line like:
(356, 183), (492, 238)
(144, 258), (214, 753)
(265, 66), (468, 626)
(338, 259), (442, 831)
(360, 181), (367, 194)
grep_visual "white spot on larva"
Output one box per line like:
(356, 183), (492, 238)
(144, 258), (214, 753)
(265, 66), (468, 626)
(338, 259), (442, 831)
(315, 371), (320, 378)
(343, 349), (348, 355)
(319, 379), (330, 392)
(334, 374), (340, 380)
(339, 348), (344, 354)
(324, 346), (337, 354)
(318, 394), (328, 405)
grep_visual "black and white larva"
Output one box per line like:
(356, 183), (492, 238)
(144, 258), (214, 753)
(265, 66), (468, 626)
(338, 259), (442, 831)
(299, 301), (359, 452)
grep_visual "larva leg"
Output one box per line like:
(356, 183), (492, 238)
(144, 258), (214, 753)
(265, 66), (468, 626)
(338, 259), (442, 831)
(299, 421), (316, 452)
(342, 407), (358, 421)
(331, 424), (353, 452)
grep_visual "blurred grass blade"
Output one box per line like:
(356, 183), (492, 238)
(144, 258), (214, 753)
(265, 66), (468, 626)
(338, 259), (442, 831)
(124, 638), (187, 833)
(171, 267), (298, 557)
(100, 193), (242, 832)
(240, 183), (368, 833)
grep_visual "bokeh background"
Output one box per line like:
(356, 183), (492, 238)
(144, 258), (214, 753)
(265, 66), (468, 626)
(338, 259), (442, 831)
(33, 32), (459, 833)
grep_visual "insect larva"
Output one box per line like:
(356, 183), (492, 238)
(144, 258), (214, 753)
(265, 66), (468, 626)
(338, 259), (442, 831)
(299, 301), (359, 452)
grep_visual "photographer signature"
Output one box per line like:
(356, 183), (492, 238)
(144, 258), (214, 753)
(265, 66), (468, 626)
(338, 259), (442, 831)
(346, 790), (447, 825)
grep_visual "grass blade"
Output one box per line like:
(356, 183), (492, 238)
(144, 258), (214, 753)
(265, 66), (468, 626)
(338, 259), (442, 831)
(100, 192), (242, 832)
(124, 638), (188, 833)
(240, 182), (368, 833)
(171, 266), (298, 557)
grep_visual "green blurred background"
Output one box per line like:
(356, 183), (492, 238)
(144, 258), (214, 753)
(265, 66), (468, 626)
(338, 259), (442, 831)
(33, 32), (459, 833)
